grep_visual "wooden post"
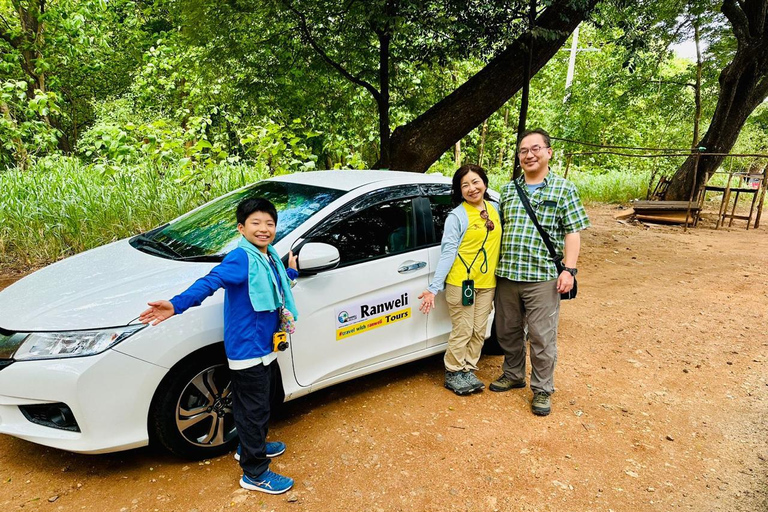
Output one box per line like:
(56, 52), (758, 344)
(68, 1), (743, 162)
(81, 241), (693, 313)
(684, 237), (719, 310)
(754, 165), (767, 229)
(684, 152), (700, 232)
(728, 189), (740, 227)
(716, 173), (734, 229)
(694, 172), (711, 227)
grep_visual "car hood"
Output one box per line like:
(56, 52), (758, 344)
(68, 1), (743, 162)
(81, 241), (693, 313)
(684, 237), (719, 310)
(0, 239), (216, 332)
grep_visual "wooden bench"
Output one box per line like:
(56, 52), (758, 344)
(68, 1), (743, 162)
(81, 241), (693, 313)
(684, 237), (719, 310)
(631, 200), (700, 224)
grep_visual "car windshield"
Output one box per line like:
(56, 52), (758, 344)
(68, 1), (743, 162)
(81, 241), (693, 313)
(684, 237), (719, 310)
(132, 180), (344, 260)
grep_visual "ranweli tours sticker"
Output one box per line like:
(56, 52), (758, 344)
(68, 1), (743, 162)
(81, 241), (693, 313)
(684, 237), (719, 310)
(335, 291), (411, 340)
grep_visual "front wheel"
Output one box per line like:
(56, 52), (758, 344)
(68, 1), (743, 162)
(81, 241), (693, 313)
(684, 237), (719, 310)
(149, 349), (238, 459)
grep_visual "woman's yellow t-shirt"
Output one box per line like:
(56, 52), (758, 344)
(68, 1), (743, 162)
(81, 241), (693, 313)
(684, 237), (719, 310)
(445, 202), (502, 289)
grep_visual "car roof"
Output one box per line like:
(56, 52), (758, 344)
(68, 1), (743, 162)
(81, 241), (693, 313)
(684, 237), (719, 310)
(268, 169), (451, 191)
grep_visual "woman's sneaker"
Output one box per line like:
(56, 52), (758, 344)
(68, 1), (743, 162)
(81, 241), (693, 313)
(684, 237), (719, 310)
(444, 371), (473, 395)
(234, 441), (286, 461)
(240, 469), (294, 494)
(461, 371), (485, 393)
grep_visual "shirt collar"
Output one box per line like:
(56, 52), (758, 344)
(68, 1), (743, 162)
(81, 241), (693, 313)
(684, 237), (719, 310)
(514, 174), (550, 188)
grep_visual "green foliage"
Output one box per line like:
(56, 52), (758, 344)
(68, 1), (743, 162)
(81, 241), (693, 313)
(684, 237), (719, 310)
(2, 0), (768, 271)
(0, 156), (268, 269)
(0, 80), (61, 167)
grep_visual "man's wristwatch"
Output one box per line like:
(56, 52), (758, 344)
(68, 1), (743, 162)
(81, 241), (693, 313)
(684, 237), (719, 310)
(563, 266), (578, 276)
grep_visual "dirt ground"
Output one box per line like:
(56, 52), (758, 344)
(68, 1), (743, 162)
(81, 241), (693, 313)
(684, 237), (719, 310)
(0, 204), (766, 512)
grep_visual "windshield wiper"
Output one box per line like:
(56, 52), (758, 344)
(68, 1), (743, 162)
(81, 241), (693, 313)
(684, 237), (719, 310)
(132, 233), (184, 259)
(177, 254), (225, 262)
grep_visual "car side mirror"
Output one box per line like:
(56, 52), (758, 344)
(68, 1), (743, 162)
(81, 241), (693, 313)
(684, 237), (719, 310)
(297, 242), (340, 273)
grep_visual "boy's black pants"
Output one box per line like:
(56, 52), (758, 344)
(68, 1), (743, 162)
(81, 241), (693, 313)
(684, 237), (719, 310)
(230, 360), (279, 479)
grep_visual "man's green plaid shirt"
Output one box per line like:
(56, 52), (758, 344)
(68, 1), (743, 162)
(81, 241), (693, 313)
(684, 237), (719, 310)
(496, 173), (590, 282)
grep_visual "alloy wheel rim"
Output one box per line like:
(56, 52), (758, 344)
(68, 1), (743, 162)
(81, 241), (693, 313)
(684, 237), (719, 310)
(175, 364), (237, 448)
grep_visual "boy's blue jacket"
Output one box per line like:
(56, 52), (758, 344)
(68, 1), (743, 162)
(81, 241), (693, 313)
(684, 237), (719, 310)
(169, 244), (298, 362)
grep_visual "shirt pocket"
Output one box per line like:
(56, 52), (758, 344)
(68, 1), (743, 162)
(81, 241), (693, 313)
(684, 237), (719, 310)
(533, 198), (559, 231)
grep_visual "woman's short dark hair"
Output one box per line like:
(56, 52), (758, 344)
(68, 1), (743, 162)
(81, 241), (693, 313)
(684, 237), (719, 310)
(236, 197), (278, 225)
(451, 164), (491, 205)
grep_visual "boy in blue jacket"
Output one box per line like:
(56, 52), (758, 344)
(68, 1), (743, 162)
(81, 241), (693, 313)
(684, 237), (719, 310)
(139, 197), (299, 494)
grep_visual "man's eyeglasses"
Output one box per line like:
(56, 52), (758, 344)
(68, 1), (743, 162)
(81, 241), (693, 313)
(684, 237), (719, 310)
(517, 144), (549, 157)
(480, 210), (495, 231)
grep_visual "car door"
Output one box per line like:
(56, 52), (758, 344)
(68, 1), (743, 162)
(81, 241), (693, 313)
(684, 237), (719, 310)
(420, 184), (455, 348)
(288, 186), (431, 387)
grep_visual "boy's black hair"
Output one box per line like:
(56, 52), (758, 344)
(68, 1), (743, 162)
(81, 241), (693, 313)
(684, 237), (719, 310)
(236, 197), (278, 225)
(451, 164), (492, 206)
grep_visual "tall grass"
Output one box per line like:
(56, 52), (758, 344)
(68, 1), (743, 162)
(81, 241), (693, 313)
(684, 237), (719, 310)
(1, 159), (651, 270)
(486, 167), (651, 204)
(0, 157), (267, 269)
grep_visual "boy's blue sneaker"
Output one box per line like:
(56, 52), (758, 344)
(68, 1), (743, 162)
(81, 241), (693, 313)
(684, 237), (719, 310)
(240, 470), (294, 494)
(234, 441), (286, 461)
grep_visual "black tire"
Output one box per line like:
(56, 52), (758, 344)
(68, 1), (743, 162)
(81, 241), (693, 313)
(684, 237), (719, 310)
(148, 346), (239, 460)
(482, 321), (504, 356)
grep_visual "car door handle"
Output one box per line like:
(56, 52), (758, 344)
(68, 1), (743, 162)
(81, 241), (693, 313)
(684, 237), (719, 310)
(398, 261), (427, 273)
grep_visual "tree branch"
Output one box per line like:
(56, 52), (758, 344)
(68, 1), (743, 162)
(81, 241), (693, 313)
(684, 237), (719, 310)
(722, 0), (750, 43)
(282, 0), (381, 102)
(0, 13), (12, 32)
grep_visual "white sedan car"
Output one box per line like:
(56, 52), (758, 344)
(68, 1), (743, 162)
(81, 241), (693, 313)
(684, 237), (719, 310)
(0, 170), (497, 458)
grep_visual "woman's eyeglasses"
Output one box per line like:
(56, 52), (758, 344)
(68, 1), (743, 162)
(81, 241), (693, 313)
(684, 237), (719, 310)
(480, 210), (495, 231)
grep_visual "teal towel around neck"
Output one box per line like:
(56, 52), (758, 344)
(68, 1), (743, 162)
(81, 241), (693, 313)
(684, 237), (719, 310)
(237, 237), (299, 320)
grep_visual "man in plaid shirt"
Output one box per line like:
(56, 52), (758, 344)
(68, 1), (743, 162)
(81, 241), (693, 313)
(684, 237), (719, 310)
(490, 128), (590, 416)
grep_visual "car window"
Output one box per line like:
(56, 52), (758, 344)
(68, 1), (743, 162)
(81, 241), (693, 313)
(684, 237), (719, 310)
(428, 193), (454, 243)
(309, 198), (416, 265)
(132, 181), (344, 259)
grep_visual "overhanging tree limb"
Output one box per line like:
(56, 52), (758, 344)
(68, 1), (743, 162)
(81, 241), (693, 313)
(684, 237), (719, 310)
(388, 0), (599, 172)
(282, 0), (381, 102)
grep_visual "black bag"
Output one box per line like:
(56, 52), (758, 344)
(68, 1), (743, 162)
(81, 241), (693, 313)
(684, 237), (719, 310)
(513, 181), (577, 300)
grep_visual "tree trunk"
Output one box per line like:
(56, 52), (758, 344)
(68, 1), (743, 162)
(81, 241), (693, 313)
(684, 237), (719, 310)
(513, 0), (538, 179)
(666, 0), (768, 200)
(388, 0), (598, 172)
(692, 21), (702, 148)
(478, 118), (488, 167)
(377, 29), (391, 169)
(454, 141), (461, 167)
(497, 107), (510, 168)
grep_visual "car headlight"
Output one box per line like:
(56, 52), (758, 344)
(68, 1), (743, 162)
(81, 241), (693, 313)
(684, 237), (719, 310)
(12, 325), (146, 361)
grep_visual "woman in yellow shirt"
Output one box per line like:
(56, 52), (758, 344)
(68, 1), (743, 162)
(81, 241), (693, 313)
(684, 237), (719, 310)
(418, 164), (502, 395)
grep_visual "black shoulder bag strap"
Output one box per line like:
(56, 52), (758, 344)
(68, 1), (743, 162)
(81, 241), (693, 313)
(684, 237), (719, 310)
(513, 180), (577, 299)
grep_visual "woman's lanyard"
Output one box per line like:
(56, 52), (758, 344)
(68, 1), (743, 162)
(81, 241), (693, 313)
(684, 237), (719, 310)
(457, 205), (491, 281)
